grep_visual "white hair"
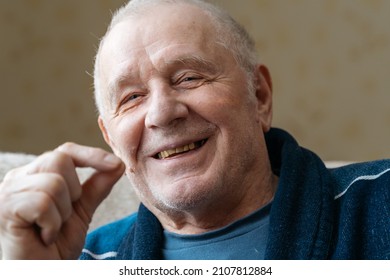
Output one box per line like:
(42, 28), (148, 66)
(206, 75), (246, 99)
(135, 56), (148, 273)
(94, 0), (259, 115)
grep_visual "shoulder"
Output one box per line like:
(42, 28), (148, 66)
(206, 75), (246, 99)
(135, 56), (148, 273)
(79, 213), (138, 260)
(329, 159), (390, 200)
(328, 160), (390, 259)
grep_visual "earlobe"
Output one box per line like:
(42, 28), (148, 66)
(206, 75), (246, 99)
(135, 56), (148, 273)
(254, 64), (273, 132)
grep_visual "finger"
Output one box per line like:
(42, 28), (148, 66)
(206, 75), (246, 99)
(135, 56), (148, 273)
(1, 173), (72, 223)
(7, 191), (62, 246)
(25, 151), (82, 201)
(56, 142), (123, 172)
(75, 164), (125, 223)
(3, 165), (26, 182)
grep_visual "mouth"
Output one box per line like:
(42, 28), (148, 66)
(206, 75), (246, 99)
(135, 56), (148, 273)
(154, 139), (208, 160)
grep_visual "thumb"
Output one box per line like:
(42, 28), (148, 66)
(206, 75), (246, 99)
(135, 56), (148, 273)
(77, 163), (125, 222)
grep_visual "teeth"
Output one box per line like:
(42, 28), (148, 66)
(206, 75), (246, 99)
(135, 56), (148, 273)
(157, 141), (201, 159)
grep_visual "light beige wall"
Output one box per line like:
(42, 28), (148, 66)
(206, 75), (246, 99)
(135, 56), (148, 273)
(1, 0), (389, 161)
(0, 0), (126, 154)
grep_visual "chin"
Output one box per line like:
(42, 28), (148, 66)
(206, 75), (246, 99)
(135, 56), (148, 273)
(151, 182), (217, 212)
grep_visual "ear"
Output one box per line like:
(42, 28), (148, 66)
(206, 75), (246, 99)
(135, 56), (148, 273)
(254, 64), (273, 132)
(98, 116), (117, 152)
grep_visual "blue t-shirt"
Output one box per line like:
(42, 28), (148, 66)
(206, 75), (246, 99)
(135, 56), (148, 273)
(162, 202), (271, 260)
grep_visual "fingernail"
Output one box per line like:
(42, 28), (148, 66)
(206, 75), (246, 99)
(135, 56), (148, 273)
(104, 154), (122, 166)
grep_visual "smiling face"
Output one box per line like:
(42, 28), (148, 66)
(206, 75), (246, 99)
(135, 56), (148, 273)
(96, 3), (273, 217)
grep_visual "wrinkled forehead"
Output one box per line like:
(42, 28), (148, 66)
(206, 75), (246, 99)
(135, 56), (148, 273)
(98, 3), (220, 70)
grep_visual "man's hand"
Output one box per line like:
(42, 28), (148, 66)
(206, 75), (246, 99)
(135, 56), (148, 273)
(0, 143), (125, 259)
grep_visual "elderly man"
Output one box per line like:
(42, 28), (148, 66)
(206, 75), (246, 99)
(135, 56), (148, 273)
(0, 0), (389, 260)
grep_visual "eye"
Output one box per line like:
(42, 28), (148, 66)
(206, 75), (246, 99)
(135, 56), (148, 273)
(181, 76), (200, 82)
(116, 92), (145, 112)
(120, 93), (140, 105)
(127, 93), (142, 101)
(174, 73), (206, 89)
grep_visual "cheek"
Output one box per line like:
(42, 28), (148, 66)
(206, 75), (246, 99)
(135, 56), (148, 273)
(198, 92), (256, 129)
(109, 114), (145, 163)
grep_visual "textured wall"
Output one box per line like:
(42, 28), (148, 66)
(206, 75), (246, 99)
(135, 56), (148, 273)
(1, 0), (389, 161)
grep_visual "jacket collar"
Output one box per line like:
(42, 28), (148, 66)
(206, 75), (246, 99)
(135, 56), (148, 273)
(264, 128), (334, 259)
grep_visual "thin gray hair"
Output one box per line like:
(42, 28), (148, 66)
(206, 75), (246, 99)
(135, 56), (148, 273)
(94, 0), (259, 115)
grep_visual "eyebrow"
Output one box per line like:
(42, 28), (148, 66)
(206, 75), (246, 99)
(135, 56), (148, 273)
(106, 55), (220, 108)
(166, 55), (220, 75)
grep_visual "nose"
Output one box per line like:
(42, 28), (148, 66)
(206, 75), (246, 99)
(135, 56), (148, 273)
(145, 87), (189, 128)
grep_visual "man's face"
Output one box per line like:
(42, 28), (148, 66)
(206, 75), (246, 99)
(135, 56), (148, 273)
(97, 4), (272, 213)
